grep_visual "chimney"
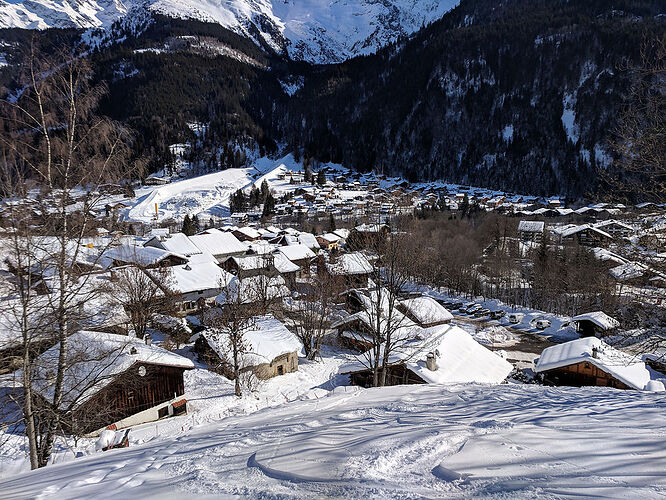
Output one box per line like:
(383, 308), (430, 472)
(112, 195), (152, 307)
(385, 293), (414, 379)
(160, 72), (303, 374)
(145, 334), (152, 346)
(426, 352), (438, 371)
(591, 346), (599, 359)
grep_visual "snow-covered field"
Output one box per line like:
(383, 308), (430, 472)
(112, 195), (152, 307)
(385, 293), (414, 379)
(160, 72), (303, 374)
(122, 154), (308, 223)
(1, 384), (665, 498)
(0, 339), (353, 478)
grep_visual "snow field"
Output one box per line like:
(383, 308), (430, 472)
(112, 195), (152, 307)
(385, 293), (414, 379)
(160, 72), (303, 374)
(1, 384), (665, 498)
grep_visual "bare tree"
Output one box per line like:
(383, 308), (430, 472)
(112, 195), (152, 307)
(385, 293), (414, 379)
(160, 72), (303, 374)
(113, 264), (176, 340)
(354, 230), (421, 387)
(0, 46), (137, 468)
(204, 276), (258, 397)
(604, 35), (665, 202)
(290, 272), (342, 360)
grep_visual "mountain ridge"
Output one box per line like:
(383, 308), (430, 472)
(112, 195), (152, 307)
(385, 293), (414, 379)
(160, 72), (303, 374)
(0, 0), (460, 63)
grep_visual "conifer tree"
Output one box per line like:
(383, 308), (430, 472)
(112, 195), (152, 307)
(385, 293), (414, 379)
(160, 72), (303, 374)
(182, 214), (194, 236)
(262, 191), (276, 217)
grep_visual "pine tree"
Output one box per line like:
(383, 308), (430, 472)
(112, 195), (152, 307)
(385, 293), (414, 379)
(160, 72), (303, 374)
(328, 213), (336, 232)
(317, 170), (326, 185)
(192, 214), (201, 233)
(260, 180), (270, 201)
(230, 189), (247, 214)
(460, 193), (470, 218)
(249, 185), (260, 208)
(304, 165), (312, 184)
(182, 214), (194, 236)
(262, 191), (276, 217)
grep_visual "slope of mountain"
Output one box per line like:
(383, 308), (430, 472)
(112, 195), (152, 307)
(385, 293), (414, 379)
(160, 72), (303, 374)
(0, 0), (460, 63)
(268, 0), (665, 197)
(0, 0), (130, 30)
(1, 0), (663, 197)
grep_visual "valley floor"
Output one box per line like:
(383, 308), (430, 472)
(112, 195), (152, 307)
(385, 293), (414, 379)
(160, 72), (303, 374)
(1, 383), (665, 499)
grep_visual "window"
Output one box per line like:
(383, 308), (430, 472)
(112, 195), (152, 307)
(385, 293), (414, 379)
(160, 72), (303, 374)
(158, 406), (169, 418)
(277, 365), (284, 376)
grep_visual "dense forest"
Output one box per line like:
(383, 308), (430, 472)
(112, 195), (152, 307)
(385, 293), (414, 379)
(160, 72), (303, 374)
(0, 0), (663, 197)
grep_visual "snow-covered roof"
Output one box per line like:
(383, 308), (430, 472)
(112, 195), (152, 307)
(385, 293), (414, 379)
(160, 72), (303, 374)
(278, 244), (316, 262)
(165, 261), (232, 294)
(319, 233), (341, 243)
(518, 220), (545, 233)
(231, 255), (273, 271)
(32, 331), (194, 408)
(297, 232), (320, 249)
(594, 220), (634, 231)
(326, 252), (373, 275)
(572, 311), (619, 330)
(216, 275), (290, 305)
(203, 315), (302, 368)
(399, 297), (453, 325)
(344, 324), (512, 385)
(407, 325), (513, 385)
(104, 244), (186, 266)
(247, 241), (277, 255)
(189, 229), (247, 257)
(273, 253), (300, 274)
(146, 233), (202, 256)
(333, 228), (351, 239)
(610, 262), (647, 281)
(235, 226), (262, 239)
(535, 337), (663, 391)
(552, 224), (613, 240)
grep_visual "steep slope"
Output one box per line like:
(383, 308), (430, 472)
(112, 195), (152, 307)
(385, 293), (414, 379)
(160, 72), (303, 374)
(1, 384), (665, 498)
(0, 0), (460, 63)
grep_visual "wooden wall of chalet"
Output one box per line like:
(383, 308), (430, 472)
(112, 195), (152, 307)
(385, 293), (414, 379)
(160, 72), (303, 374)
(541, 362), (632, 390)
(349, 364), (427, 388)
(69, 363), (188, 434)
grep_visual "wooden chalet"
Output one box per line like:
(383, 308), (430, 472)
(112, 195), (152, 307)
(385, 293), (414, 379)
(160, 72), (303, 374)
(572, 311), (619, 337)
(535, 337), (663, 391)
(324, 252), (373, 289)
(33, 331), (194, 435)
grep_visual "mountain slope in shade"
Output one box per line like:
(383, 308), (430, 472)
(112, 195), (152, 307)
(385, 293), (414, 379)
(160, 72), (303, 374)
(0, 0), (460, 63)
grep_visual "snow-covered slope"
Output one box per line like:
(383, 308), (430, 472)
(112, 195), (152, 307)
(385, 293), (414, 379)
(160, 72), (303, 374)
(0, 0), (460, 63)
(0, 0), (130, 30)
(1, 384), (665, 498)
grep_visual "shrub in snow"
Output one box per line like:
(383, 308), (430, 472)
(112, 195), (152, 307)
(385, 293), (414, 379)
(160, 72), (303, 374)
(95, 430), (117, 451)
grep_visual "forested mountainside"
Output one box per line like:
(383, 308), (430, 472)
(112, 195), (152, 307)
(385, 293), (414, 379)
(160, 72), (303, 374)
(0, 0), (663, 197)
(269, 0), (665, 197)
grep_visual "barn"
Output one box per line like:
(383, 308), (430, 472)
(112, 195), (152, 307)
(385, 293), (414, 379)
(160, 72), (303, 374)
(33, 331), (194, 436)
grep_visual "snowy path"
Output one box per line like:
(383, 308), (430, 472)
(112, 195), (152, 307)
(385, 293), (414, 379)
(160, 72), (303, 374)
(2, 384), (665, 498)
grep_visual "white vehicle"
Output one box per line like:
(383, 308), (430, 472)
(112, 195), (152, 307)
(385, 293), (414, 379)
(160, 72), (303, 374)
(507, 312), (525, 324)
(535, 319), (551, 330)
